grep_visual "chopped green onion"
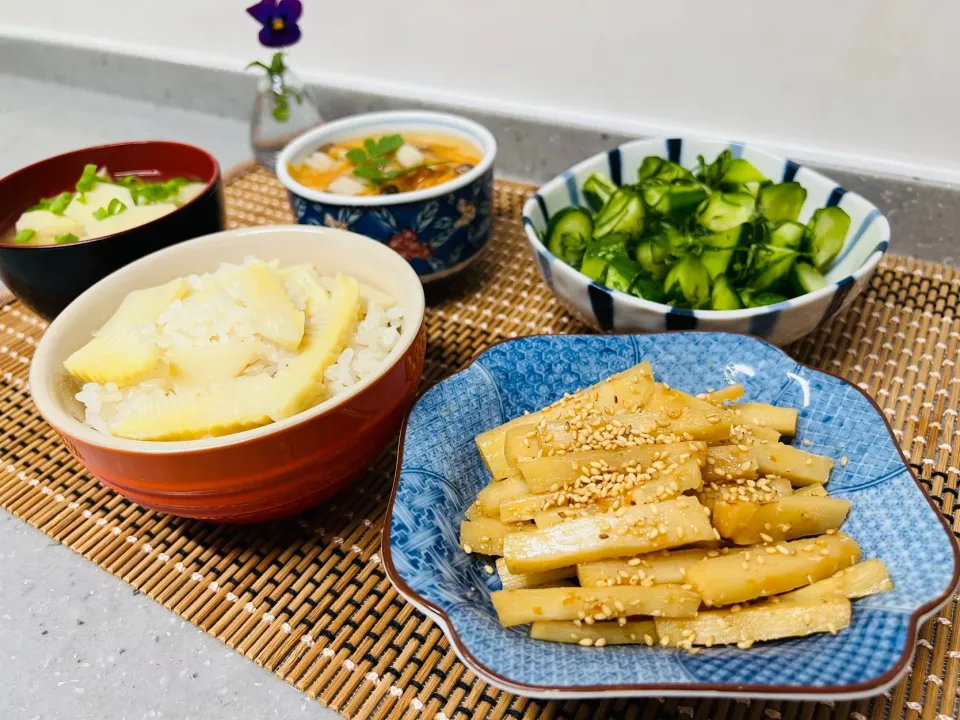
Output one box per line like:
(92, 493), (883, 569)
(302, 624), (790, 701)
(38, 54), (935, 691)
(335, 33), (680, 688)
(54, 233), (79, 244)
(14, 229), (36, 244)
(93, 198), (127, 221)
(48, 192), (75, 216)
(75, 163), (100, 195)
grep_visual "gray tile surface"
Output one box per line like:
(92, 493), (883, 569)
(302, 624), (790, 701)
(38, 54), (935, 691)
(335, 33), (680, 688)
(0, 75), (339, 720)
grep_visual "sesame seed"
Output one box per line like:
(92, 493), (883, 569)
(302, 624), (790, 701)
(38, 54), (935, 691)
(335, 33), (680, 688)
(462, 545), (473, 554)
(644, 634), (655, 646)
(484, 564), (495, 574)
(594, 638), (607, 647)
(578, 638), (594, 646)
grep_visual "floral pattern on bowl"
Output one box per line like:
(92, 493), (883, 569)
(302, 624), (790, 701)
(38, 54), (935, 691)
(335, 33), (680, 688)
(383, 332), (958, 700)
(288, 168), (493, 279)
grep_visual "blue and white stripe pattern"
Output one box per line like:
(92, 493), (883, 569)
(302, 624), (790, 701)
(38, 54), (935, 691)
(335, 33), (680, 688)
(522, 138), (890, 346)
(387, 333), (958, 699)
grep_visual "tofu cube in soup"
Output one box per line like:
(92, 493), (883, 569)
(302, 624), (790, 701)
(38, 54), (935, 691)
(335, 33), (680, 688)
(395, 144), (426, 169)
(327, 176), (367, 196)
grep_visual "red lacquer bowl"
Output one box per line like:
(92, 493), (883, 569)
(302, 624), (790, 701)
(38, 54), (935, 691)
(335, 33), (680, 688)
(0, 141), (225, 320)
(29, 226), (426, 523)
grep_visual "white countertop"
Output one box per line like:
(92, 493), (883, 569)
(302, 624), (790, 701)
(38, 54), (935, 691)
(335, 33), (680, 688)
(0, 73), (340, 720)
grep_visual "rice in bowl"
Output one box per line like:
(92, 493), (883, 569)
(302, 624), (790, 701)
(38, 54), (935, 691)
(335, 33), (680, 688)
(68, 256), (404, 440)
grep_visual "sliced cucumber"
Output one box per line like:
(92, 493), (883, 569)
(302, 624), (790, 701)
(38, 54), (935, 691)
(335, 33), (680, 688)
(582, 173), (617, 212)
(545, 207), (593, 266)
(605, 257), (643, 293)
(637, 156), (665, 183)
(698, 192), (755, 232)
(631, 274), (666, 303)
(701, 249), (735, 279)
(593, 188), (645, 239)
(768, 220), (806, 250)
(638, 156), (693, 183)
(641, 180), (707, 220)
(634, 241), (668, 280)
(711, 276), (743, 310)
(663, 255), (711, 308)
(759, 182), (807, 223)
(702, 226), (745, 251)
(741, 289), (788, 308)
(806, 206), (851, 272)
(580, 234), (629, 281)
(791, 262), (827, 295)
(749, 245), (798, 292)
(719, 158), (767, 186)
(641, 180), (670, 210)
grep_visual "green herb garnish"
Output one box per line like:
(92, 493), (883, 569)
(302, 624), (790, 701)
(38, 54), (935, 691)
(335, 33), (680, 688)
(14, 229), (36, 244)
(116, 175), (190, 205)
(28, 191), (75, 215)
(345, 134), (433, 187)
(75, 163), (100, 200)
(54, 233), (79, 244)
(92, 198), (128, 221)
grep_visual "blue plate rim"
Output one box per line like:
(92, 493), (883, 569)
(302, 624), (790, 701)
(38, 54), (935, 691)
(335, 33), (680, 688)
(381, 330), (960, 700)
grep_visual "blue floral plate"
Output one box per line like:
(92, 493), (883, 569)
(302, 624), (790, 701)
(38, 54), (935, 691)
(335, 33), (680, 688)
(383, 332), (959, 701)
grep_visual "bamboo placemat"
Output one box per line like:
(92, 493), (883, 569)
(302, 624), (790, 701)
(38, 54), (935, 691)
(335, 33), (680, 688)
(1, 165), (958, 720)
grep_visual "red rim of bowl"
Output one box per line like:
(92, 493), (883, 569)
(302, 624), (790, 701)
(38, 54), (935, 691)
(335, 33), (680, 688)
(0, 140), (221, 249)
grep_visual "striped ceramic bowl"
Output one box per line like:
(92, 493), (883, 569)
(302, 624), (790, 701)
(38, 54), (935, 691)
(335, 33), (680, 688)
(522, 138), (889, 346)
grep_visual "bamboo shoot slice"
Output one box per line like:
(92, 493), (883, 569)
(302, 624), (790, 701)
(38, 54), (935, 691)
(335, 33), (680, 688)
(460, 518), (533, 556)
(490, 585), (700, 627)
(474, 361), (656, 479)
(504, 459), (701, 525)
(714, 495), (851, 545)
(502, 495), (716, 574)
(777, 559), (893, 602)
(795, 484), (829, 497)
(518, 441), (705, 494)
(476, 474), (530, 517)
(700, 385), (745, 405)
(685, 533), (861, 606)
(751, 444), (833, 486)
(530, 619), (657, 646)
(656, 599), (851, 648)
(577, 547), (716, 588)
(495, 558), (576, 590)
(704, 445), (759, 483)
(736, 403), (799, 436)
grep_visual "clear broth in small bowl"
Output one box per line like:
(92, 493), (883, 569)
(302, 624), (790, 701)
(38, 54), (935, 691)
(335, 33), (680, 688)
(288, 131), (483, 197)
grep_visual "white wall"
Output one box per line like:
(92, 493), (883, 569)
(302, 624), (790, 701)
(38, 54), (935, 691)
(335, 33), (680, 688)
(3, 0), (960, 182)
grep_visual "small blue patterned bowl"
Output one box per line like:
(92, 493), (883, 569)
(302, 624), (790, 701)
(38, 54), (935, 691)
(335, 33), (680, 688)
(523, 138), (890, 345)
(277, 111), (496, 283)
(383, 332), (958, 701)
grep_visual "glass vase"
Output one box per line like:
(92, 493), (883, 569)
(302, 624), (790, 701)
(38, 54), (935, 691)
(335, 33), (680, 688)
(250, 67), (323, 171)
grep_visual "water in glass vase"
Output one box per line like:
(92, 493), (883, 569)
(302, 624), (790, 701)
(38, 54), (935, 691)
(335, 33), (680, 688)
(250, 68), (323, 171)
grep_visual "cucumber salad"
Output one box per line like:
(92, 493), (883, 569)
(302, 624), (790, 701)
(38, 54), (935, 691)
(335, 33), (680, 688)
(544, 151), (851, 310)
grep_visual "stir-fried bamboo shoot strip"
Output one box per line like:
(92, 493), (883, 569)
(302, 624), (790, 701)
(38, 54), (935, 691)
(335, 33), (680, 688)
(474, 361), (656, 479)
(577, 547), (716, 588)
(794, 483), (829, 497)
(460, 518), (534, 556)
(476, 474), (530, 517)
(777, 558), (893, 602)
(697, 475), (792, 513)
(490, 585), (700, 627)
(517, 441), (705, 494)
(530, 619), (658, 646)
(751, 443), (833, 486)
(503, 459), (702, 524)
(494, 558), (577, 591)
(735, 403), (799, 437)
(714, 495), (851, 545)
(655, 599), (851, 648)
(704, 445), (759, 483)
(684, 533), (861, 606)
(700, 385), (745, 405)
(503, 495), (716, 574)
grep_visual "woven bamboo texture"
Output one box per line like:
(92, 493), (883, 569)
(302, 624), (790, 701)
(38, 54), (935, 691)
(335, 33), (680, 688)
(1, 164), (958, 720)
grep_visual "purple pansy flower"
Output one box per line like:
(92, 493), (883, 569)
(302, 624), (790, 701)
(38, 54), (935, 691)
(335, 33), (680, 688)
(246, 0), (302, 48)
